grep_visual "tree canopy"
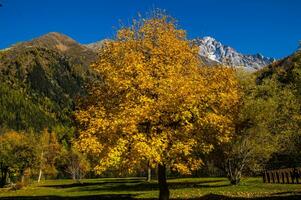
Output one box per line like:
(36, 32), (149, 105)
(75, 14), (240, 200)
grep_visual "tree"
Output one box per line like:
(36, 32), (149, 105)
(75, 13), (240, 200)
(221, 71), (300, 184)
(0, 131), (37, 187)
(255, 51), (301, 168)
(59, 146), (90, 182)
(37, 129), (61, 182)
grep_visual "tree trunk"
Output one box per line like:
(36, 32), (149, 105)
(0, 164), (8, 187)
(20, 171), (25, 184)
(72, 172), (76, 181)
(158, 164), (169, 200)
(229, 173), (241, 185)
(38, 168), (43, 183)
(147, 161), (151, 182)
(21, 175), (25, 183)
(38, 151), (44, 183)
(6, 171), (10, 184)
(226, 159), (241, 185)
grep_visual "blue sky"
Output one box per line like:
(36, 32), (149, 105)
(0, 0), (300, 58)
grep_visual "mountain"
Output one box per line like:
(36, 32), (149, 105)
(257, 49), (301, 91)
(15, 32), (97, 69)
(84, 40), (107, 52)
(86, 36), (274, 70)
(193, 36), (275, 70)
(0, 32), (279, 132)
(0, 32), (97, 132)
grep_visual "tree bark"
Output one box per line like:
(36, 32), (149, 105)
(158, 164), (169, 200)
(38, 168), (43, 183)
(146, 161), (151, 182)
(21, 175), (25, 183)
(38, 151), (44, 183)
(72, 172), (76, 181)
(20, 168), (26, 184)
(6, 171), (10, 184)
(0, 164), (8, 187)
(226, 159), (242, 185)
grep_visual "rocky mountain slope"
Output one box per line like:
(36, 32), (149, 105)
(84, 40), (106, 52)
(193, 36), (275, 70)
(85, 36), (274, 70)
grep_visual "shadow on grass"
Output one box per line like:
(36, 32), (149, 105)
(199, 194), (301, 200)
(0, 194), (301, 200)
(71, 181), (229, 193)
(41, 180), (143, 189)
(5, 178), (299, 200)
(41, 179), (227, 192)
(272, 191), (301, 196)
(0, 194), (135, 200)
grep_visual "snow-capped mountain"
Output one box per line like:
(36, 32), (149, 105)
(193, 36), (275, 70)
(85, 36), (275, 70)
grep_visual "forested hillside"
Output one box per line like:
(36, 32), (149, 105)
(256, 50), (301, 166)
(258, 50), (301, 90)
(0, 33), (97, 133)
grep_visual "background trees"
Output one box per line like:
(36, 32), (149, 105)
(0, 128), (89, 188)
(220, 72), (280, 184)
(60, 147), (90, 182)
(0, 83), (55, 131)
(210, 59), (301, 185)
(37, 129), (61, 182)
(0, 131), (37, 187)
(255, 50), (301, 168)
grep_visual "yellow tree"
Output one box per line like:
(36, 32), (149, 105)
(37, 129), (61, 182)
(0, 131), (37, 186)
(75, 13), (240, 200)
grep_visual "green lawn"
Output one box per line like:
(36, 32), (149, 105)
(0, 177), (300, 199)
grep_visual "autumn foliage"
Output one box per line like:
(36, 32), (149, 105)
(74, 14), (240, 199)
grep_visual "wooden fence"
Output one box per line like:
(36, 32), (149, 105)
(263, 168), (301, 184)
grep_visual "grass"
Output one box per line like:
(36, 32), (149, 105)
(0, 177), (300, 199)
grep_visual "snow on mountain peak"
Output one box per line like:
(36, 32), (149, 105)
(193, 37), (274, 70)
(86, 36), (274, 71)
(203, 36), (216, 42)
